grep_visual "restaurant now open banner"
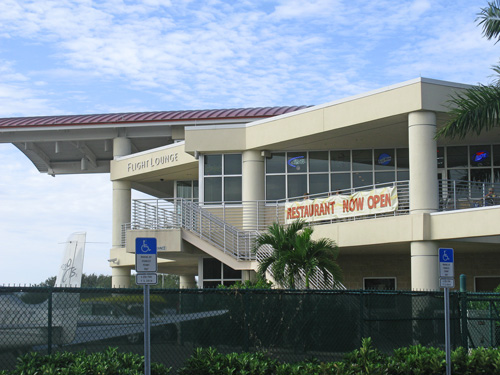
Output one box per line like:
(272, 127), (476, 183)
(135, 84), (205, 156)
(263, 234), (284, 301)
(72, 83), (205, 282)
(285, 186), (398, 224)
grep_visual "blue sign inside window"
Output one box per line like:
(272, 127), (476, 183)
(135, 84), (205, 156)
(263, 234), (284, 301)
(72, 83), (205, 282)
(377, 153), (392, 166)
(474, 151), (489, 162)
(287, 156), (305, 168)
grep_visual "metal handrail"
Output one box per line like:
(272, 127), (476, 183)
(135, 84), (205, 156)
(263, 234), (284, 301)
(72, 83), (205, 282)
(439, 180), (500, 211)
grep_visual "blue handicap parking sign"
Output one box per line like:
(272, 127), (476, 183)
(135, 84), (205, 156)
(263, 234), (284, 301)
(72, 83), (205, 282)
(136, 237), (157, 254)
(439, 248), (453, 263)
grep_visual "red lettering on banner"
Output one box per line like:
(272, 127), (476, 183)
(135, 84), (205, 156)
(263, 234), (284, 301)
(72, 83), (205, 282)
(348, 197), (364, 212)
(367, 194), (391, 209)
(314, 204), (319, 216)
(381, 194), (391, 207)
(343, 199), (349, 212)
(287, 208), (292, 219)
(330, 201), (335, 214)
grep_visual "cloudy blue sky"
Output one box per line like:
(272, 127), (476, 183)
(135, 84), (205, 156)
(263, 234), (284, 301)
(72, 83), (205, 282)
(0, 0), (498, 285)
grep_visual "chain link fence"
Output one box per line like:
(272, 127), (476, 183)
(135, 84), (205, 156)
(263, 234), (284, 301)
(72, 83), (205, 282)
(0, 287), (499, 372)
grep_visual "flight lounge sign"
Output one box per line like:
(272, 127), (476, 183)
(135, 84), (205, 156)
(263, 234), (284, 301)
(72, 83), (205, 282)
(285, 187), (398, 224)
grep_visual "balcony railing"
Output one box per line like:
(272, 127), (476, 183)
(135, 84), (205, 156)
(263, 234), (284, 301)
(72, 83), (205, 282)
(128, 180), (410, 235)
(123, 179), (499, 290)
(439, 180), (500, 211)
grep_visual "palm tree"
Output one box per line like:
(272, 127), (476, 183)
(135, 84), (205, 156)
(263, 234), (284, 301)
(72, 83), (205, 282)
(437, 1), (500, 139)
(254, 220), (342, 289)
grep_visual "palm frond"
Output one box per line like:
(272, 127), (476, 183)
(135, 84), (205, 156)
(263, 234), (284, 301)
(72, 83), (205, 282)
(436, 85), (500, 139)
(477, 0), (500, 43)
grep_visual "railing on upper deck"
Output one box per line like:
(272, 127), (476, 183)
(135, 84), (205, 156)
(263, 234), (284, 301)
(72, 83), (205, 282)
(128, 181), (410, 233)
(122, 179), (499, 289)
(439, 180), (500, 211)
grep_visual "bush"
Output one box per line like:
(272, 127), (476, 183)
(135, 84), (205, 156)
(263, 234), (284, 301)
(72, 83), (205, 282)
(178, 340), (500, 375)
(2, 347), (170, 375)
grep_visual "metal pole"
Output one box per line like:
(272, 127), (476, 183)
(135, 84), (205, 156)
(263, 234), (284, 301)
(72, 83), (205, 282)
(47, 288), (53, 355)
(460, 274), (468, 350)
(144, 285), (151, 375)
(444, 287), (451, 375)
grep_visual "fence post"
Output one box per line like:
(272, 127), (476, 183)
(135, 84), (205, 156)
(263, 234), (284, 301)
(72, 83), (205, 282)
(359, 290), (364, 346)
(243, 290), (249, 352)
(460, 274), (468, 350)
(47, 287), (53, 355)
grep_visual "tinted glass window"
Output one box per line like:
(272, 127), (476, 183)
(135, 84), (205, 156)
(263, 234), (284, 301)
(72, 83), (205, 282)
(266, 175), (286, 201)
(266, 153), (285, 173)
(224, 154), (242, 174)
(470, 145), (491, 167)
(204, 154), (222, 175)
(203, 258), (221, 279)
(309, 151), (329, 172)
(447, 146), (468, 168)
(331, 173), (351, 192)
(224, 177), (242, 202)
(353, 171), (372, 188)
(352, 150), (372, 171)
(331, 151), (350, 172)
(397, 148), (409, 169)
(287, 152), (307, 173)
(309, 174), (329, 195)
(288, 174), (307, 198)
(204, 177), (222, 202)
(375, 149), (395, 171)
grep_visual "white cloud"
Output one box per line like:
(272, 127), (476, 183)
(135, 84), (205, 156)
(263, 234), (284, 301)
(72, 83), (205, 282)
(1, 0), (500, 283)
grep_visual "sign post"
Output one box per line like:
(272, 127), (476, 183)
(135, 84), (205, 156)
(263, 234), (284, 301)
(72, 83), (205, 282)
(439, 248), (454, 375)
(135, 238), (158, 375)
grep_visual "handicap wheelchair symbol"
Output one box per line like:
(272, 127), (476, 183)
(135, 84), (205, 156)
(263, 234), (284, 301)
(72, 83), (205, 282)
(141, 240), (152, 253)
(442, 250), (450, 262)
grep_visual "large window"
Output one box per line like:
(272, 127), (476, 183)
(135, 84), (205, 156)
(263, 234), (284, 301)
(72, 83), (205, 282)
(176, 180), (198, 199)
(364, 277), (396, 290)
(265, 149), (409, 200)
(475, 276), (500, 292)
(444, 145), (500, 186)
(202, 258), (242, 288)
(203, 154), (242, 203)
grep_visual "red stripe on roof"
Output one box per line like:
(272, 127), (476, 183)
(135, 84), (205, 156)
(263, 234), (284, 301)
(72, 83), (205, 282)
(0, 106), (312, 129)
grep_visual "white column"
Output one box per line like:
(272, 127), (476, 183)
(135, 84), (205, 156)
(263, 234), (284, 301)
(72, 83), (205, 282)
(112, 181), (131, 248)
(179, 275), (197, 288)
(111, 137), (132, 287)
(408, 111), (438, 214)
(112, 267), (131, 288)
(242, 150), (265, 230)
(408, 111), (439, 290)
(411, 242), (439, 291)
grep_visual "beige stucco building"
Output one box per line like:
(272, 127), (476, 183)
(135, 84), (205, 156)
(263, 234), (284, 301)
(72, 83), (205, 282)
(2, 77), (500, 291)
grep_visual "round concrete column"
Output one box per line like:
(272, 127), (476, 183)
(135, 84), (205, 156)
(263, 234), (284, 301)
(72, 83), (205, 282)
(111, 137), (132, 287)
(242, 150), (265, 230)
(408, 111), (438, 214)
(179, 275), (197, 288)
(112, 180), (131, 248)
(113, 136), (132, 157)
(408, 111), (439, 291)
(411, 241), (439, 291)
(111, 267), (131, 288)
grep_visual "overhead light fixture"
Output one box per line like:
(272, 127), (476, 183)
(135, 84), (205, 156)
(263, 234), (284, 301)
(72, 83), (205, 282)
(81, 157), (88, 170)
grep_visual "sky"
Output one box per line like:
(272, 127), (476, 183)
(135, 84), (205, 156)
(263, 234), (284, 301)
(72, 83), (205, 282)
(0, 0), (499, 285)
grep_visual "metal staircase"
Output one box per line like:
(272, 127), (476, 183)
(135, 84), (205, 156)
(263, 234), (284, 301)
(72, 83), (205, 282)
(128, 198), (345, 289)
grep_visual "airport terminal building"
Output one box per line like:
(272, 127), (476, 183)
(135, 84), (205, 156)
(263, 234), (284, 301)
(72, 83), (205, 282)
(2, 77), (500, 292)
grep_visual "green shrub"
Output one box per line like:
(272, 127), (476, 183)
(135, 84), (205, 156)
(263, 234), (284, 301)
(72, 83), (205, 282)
(4, 347), (170, 375)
